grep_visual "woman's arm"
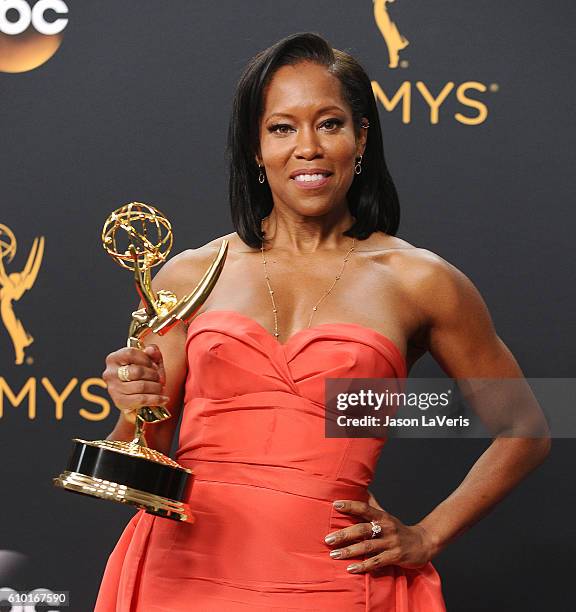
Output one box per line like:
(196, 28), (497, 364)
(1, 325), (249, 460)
(408, 251), (551, 556)
(325, 250), (550, 572)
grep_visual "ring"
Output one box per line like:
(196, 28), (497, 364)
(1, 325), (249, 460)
(370, 520), (382, 538)
(117, 364), (131, 382)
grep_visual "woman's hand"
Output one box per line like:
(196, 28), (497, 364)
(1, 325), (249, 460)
(102, 344), (169, 423)
(324, 500), (437, 574)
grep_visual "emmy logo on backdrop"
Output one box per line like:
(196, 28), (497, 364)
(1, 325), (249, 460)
(54, 203), (229, 522)
(373, 0), (409, 69)
(0, 224), (44, 366)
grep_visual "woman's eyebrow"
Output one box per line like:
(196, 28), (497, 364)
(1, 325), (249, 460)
(264, 105), (346, 121)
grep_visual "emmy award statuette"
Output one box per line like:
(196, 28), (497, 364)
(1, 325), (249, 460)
(53, 203), (228, 522)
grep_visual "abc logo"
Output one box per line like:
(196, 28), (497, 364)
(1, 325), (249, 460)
(0, 0), (68, 35)
(0, 0), (69, 73)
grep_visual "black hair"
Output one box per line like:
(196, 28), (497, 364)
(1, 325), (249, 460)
(227, 32), (400, 248)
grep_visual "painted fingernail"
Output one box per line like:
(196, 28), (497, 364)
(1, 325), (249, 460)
(333, 501), (345, 509)
(324, 534), (336, 544)
(329, 549), (342, 559)
(347, 564), (361, 573)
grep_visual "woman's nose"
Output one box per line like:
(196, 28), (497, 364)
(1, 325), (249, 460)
(294, 126), (323, 159)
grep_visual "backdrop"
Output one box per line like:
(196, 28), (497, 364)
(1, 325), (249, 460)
(1, 1), (574, 610)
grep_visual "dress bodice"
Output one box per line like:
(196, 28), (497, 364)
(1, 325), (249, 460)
(177, 310), (406, 494)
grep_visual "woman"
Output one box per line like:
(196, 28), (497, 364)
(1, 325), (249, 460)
(95, 33), (550, 611)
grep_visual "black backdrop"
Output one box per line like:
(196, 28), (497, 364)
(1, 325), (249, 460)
(1, 2), (574, 610)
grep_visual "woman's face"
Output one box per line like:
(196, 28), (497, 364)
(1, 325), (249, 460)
(257, 61), (367, 218)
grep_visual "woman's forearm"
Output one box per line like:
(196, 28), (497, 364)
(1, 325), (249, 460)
(416, 436), (551, 557)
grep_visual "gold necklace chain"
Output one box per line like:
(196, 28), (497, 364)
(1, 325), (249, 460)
(259, 228), (357, 340)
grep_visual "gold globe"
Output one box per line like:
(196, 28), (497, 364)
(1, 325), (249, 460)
(101, 202), (173, 271)
(0, 224), (17, 264)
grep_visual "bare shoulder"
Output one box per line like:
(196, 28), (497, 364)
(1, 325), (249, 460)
(383, 243), (483, 320)
(388, 243), (500, 359)
(364, 234), (452, 286)
(382, 240), (530, 380)
(150, 232), (237, 295)
(362, 232), (488, 328)
(390, 246), (464, 288)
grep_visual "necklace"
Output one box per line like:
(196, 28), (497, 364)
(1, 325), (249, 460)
(259, 226), (357, 340)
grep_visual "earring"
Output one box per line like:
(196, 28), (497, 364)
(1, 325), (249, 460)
(258, 164), (266, 184)
(354, 155), (363, 175)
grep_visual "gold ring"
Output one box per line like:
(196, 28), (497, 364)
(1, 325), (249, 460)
(117, 364), (131, 383)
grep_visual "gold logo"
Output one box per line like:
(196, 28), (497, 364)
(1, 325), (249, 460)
(0, 0), (69, 74)
(370, 1), (492, 124)
(373, 0), (409, 69)
(0, 224), (44, 364)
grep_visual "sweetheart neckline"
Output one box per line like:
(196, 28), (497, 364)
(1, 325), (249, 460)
(188, 309), (407, 370)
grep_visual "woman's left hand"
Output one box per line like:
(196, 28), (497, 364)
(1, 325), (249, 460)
(324, 500), (436, 574)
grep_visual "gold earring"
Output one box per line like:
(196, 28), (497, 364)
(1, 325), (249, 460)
(354, 155), (363, 175)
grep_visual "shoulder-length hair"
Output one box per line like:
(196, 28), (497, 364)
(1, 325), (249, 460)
(227, 32), (400, 248)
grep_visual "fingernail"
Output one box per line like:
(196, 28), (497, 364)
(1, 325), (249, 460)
(347, 564), (361, 573)
(324, 534), (336, 544)
(329, 549), (342, 559)
(333, 501), (344, 509)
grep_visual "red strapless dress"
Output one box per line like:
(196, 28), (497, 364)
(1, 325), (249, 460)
(94, 310), (446, 611)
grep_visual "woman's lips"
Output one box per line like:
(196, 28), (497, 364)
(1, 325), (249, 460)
(290, 174), (332, 190)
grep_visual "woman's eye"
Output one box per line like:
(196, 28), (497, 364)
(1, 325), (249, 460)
(269, 124), (293, 135)
(321, 118), (343, 131)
